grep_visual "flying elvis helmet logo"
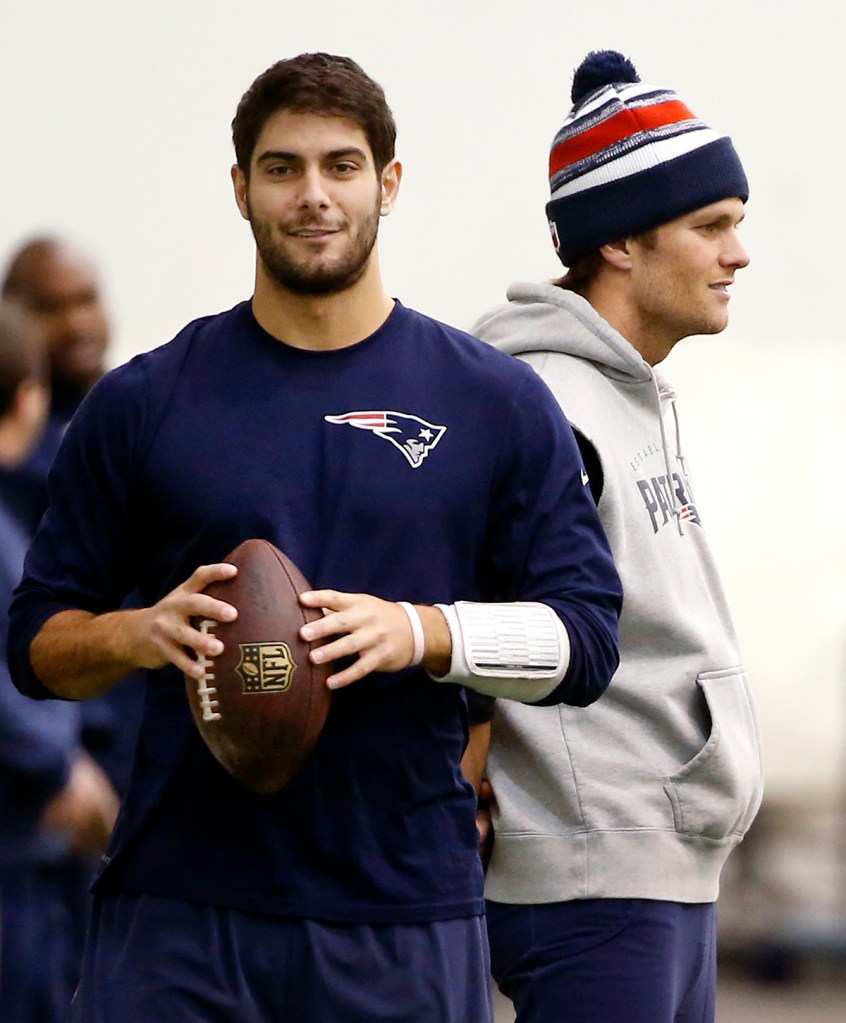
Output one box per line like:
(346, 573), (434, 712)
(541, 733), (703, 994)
(325, 411), (447, 468)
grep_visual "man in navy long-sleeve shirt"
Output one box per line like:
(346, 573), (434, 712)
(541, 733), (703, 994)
(8, 53), (622, 1023)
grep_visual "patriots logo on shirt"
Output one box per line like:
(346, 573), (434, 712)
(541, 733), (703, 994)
(637, 474), (702, 534)
(678, 503), (701, 526)
(325, 410), (447, 468)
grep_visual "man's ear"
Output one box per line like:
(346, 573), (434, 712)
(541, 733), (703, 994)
(379, 159), (402, 216)
(231, 164), (250, 221)
(599, 239), (633, 271)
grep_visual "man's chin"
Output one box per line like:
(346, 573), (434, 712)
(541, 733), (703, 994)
(278, 269), (365, 297)
(264, 254), (370, 297)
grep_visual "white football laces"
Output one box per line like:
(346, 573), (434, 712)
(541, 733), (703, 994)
(196, 619), (222, 722)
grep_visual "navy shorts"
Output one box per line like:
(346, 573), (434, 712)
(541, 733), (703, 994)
(486, 898), (716, 1023)
(72, 892), (493, 1023)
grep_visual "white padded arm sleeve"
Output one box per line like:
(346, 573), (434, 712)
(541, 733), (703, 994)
(431, 601), (570, 702)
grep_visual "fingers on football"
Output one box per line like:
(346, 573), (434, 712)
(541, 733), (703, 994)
(324, 650), (385, 689)
(324, 665), (364, 690)
(299, 591), (388, 643)
(147, 604), (230, 675)
(168, 621), (227, 679)
(187, 562), (238, 593)
(308, 628), (362, 665)
(186, 592), (238, 625)
(298, 592), (415, 687)
(300, 603), (385, 654)
(299, 589), (346, 613)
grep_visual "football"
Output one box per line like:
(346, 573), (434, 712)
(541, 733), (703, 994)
(185, 539), (331, 795)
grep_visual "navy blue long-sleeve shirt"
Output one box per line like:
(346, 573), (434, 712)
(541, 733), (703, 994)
(9, 300), (620, 922)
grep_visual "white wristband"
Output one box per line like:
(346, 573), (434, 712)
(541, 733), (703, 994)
(398, 601), (425, 666)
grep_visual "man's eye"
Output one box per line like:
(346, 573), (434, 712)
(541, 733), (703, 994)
(31, 301), (62, 315)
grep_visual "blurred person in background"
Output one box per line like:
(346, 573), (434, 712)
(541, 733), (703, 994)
(1, 236), (108, 533)
(471, 50), (764, 1023)
(1, 235), (144, 799)
(0, 301), (119, 1022)
(1, 237), (145, 1019)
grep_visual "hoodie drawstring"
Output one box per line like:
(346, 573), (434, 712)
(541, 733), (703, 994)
(654, 380), (686, 536)
(670, 397), (688, 478)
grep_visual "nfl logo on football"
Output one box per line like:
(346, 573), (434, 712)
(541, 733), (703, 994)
(236, 642), (296, 694)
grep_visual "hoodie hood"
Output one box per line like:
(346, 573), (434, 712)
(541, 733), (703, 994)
(473, 280), (688, 533)
(472, 281), (653, 384)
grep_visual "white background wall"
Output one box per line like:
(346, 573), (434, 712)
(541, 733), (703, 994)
(2, 0), (844, 798)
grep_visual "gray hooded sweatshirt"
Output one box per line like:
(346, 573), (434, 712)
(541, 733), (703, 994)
(473, 282), (763, 904)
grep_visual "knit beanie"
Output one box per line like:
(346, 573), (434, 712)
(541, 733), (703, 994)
(546, 50), (748, 266)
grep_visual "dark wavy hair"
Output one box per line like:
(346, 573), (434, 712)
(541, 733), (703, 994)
(232, 53), (396, 177)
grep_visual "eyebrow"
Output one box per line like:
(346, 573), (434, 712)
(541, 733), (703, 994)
(256, 147), (369, 165)
(695, 211), (744, 227)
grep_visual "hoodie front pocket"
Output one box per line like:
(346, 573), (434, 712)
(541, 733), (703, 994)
(664, 667), (763, 840)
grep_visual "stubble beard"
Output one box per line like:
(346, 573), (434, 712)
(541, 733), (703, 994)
(248, 192), (382, 297)
(634, 257), (729, 348)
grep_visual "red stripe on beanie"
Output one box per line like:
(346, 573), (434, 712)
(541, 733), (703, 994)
(549, 99), (696, 178)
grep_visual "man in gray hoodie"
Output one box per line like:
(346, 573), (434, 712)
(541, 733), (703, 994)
(472, 50), (763, 1023)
